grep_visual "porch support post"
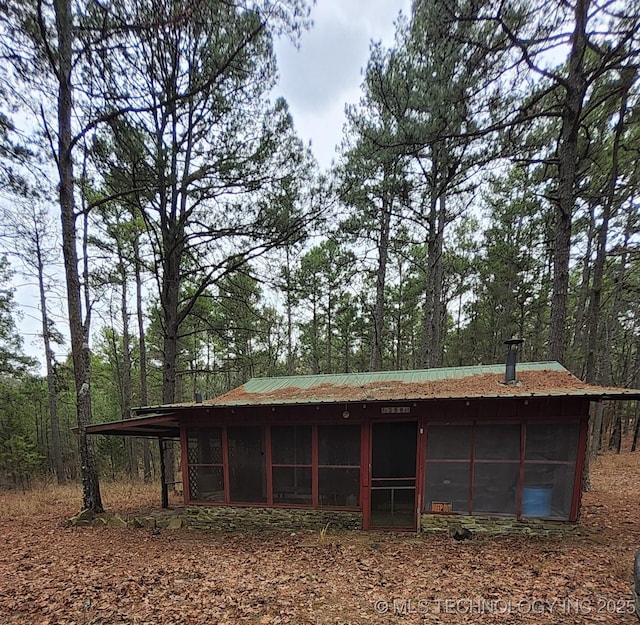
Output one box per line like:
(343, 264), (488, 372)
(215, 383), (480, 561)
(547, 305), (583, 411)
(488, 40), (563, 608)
(159, 437), (169, 509)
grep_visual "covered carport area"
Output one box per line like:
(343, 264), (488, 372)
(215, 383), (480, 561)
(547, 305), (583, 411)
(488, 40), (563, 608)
(83, 410), (182, 508)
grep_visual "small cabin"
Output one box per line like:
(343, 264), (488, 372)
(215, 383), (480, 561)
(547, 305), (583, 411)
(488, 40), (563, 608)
(86, 361), (640, 530)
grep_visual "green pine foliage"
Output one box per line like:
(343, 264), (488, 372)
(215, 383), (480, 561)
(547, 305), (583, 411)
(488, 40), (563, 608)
(1, 0), (640, 484)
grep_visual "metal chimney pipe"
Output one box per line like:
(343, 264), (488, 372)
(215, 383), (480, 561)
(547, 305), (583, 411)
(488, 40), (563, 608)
(504, 338), (524, 383)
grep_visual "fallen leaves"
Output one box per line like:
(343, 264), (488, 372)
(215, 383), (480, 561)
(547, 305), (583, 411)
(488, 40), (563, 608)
(0, 452), (638, 624)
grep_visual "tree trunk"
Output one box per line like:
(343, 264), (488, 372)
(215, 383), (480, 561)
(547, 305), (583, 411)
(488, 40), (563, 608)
(395, 259), (404, 370)
(36, 239), (64, 484)
(569, 204), (595, 374)
(611, 410), (622, 454)
(285, 246), (295, 375)
(311, 287), (320, 374)
(588, 401), (604, 463)
(54, 0), (103, 512)
(118, 247), (135, 478)
(421, 188), (446, 369)
(326, 284), (333, 374)
(160, 225), (184, 489)
(584, 68), (630, 385)
(134, 234), (152, 481)
(584, 65), (631, 466)
(369, 164), (392, 372)
(548, 0), (590, 364)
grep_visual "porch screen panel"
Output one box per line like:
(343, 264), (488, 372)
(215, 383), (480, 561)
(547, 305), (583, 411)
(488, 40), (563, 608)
(523, 422), (579, 519)
(473, 424), (520, 516)
(424, 422), (580, 519)
(318, 425), (360, 507)
(186, 428), (224, 501)
(271, 426), (312, 505)
(228, 426), (267, 503)
(425, 425), (471, 513)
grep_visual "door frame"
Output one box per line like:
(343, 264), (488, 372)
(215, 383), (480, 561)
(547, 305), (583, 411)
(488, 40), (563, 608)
(364, 418), (421, 530)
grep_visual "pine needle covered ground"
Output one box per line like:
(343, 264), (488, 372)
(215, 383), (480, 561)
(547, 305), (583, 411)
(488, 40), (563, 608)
(0, 453), (638, 624)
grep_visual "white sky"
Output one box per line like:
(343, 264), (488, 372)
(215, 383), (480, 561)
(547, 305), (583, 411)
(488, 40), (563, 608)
(12, 0), (412, 369)
(272, 0), (411, 170)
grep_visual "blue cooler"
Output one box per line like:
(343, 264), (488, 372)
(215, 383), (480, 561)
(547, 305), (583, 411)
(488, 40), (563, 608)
(522, 486), (552, 516)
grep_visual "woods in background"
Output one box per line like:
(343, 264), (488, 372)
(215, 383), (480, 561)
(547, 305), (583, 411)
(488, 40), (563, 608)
(0, 0), (639, 497)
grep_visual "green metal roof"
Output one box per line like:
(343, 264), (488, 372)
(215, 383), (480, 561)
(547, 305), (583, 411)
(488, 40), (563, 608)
(89, 362), (640, 435)
(125, 362), (640, 417)
(201, 361), (640, 407)
(240, 361), (566, 394)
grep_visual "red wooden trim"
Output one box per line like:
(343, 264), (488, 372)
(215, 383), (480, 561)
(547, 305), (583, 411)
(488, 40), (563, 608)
(186, 412), (588, 525)
(311, 425), (319, 507)
(180, 423), (190, 505)
(468, 423), (476, 514)
(367, 419), (419, 531)
(424, 458), (472, 463)
(370, 476), (417, 482)
(361, 419), (371, 529)
(524, 460), (577, 465)
(222, 427), (230, 504)
(473, 459), (520, 464)
(570, 417), (589, 521)
(186, 500), (362, 512)
(271, 463), (313, 467)
(84, 414), (179, 435)
(265, 426), (273, 505)
(416, 418), (425, 515)
(413, 419), (423, 529)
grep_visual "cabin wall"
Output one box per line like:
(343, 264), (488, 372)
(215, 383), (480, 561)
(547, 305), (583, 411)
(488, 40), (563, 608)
(177, 397), (590, 530)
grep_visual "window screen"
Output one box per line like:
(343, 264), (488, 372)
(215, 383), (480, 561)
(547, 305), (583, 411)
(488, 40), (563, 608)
(187, 428), (223, 465)
(272, 426), (312, 465)
(371, 422), (416, 479)
(525, 423), (579, 461)
(424, 422), (577, 520)
(473, 425), (520, 515)
(425, 425), (471, 514)
(318, 425), (360, 465)
(271, 426), (312, 505)
(473, 462), (519, 515)
(523, 422), (579, 519)
(523, 464), (575, 519)
(318, 425), (360, 507)
(186, 428), (224, 501)
(189, 466), (224, 501)
(475, 424), (520, 459)
(273, 467), (312, 505)
(228, 426), (266, 503)
(425, 462), (470, 513)
(426, 424), (472, 459)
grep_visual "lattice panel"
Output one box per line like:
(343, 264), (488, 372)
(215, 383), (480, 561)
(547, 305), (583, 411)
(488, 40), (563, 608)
(187, 440), (199, 465)
(211, 440), (223, 464)
(188, 465), (199, 500)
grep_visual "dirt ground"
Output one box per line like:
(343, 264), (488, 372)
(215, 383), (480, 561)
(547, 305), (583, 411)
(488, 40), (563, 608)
(0, 453), (639, 625)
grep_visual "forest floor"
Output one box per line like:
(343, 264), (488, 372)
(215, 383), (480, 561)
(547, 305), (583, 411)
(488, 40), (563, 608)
(0, 452), (639, 625)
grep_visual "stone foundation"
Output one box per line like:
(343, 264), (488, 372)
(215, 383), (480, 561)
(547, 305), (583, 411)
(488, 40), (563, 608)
(68, 508), (182, 530)
(184, 506), (362, 531)
(420, 514), (580, 537)
(69, 508), (578, 536)
(69, 506), (362, 532)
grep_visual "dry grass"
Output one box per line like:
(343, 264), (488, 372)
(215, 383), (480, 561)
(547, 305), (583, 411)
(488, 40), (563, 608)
(0, 480), (178, 522)
(1, 452), (638, 521)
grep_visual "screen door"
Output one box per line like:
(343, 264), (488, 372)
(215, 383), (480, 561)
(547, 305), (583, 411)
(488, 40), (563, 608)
(370, 421), (418, 529)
